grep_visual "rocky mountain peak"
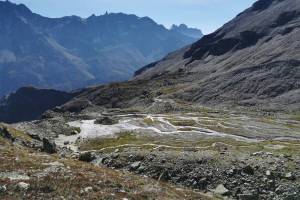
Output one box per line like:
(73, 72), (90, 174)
(171, 23), (203, 39)
(0, 0), (32, 16)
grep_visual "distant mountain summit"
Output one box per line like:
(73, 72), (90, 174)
(0, 1), (201, 97)
(171, 24), (203, 39)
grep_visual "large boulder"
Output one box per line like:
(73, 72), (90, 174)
(0, 126), (13, 140)
(42, 138), (57, 154)
(79, 152), (96, 162)
(94, 116), (118, 125)
(16, 182), (30, 191)
(130, 161), (142, 170)
(214, 184), (230, 196)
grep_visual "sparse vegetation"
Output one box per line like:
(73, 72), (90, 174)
(79, 132), (154, 151)
(168, 119), (197, 126)
(177, 127), (196, 131)
(0, 133), (210, 200)
(143, 117), (155, 125)
(158, 86), (185, 95)
(292, 113), (300, 121)
(0, 124), (32, 142)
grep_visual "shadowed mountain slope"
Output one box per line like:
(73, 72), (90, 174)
(0, 87), (79, 123)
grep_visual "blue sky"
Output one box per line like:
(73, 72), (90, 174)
(9, 0), (257, 34)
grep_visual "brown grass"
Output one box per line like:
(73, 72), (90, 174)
(0, 133), (210, 200)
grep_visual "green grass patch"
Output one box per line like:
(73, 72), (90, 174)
(143, 117), (155, 125)
(79, 131), (154, 151)
(0, 124), (32, 142)
(285, 123), (300, 130)
(159, 87), (181, 95)
(168, 119), (197, 127)
(177, 127), (197, 131)
(201, 124), (241, 135)
(120, 108), (142, 114)
(291, 113), (300, 121)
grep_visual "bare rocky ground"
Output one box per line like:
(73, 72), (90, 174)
(2, 100), (300, 200)
(0, 124), (209, 200)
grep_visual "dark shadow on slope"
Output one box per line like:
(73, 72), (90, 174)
(0, 87), (80, 123)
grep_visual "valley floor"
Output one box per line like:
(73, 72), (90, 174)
(1, 104), (300, 199)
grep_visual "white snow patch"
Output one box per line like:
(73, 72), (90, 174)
(64, 114), (259, 142)
(68, 119), (141, 139)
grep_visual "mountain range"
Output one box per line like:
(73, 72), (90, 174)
(1, 0), (299, 123)
(0, 0), (202, 97)
(60, 0), (300, 112)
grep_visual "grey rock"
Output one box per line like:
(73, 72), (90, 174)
(94, 157), (107, 165)
(71, 152), (80, 159)
(266, 152), (273, 156)
(16, 182), (30, 191)
(0, 172), (30, 181)
(283, 172), (296, 180)
(275, 185), (285, 194)
(238, 193), (259, 200)
(282, 191), (300, 200)
(130, 161), (142, 170)
(266, 170), (273, 178)
(0, 185), (6, 193)
(197, 178), (208, 189)
(252, 151), (264, 156)
(83, 187), (93, 193)
(111, 153), (119, 159)
(242, 165), (254, 175)
(214, 184), (230, 196)
(94, 116), (118, 125)
(137, 166), (146, 173)
(47, 161), (65, 167)
(114, 148), (120, 153)
(70, 129), (80, 135)
(228, 168), (237, 176)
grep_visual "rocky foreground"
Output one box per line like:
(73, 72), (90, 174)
(0, 124), (209, 200)
(1, 103), (299, 200)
